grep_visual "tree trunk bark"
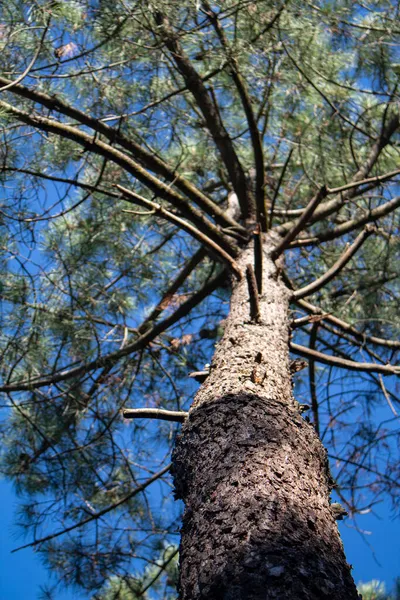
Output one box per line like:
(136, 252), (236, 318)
(172, 233), (360, 600)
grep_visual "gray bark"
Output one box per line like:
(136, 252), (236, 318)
(172, 233), (359, 599)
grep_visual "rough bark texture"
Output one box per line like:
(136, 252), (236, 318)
(172, 233), (359, 600)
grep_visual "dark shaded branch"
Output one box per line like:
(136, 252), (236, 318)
(246, 264), (261, 323)
(271, 186), (327, 259)
(139, 247), (207, 333)
(119, 186), (242, 277)
(290, 343), (400, 375)
(253, 224), (263, 294)
(275, 113), (399, 235)
(293, 226), (375, 300)
(268, 148), (293, 229)
(309, 324), (320, 436)
(201, 1), (266, 227)
(154, 11), (253, 218)
(123, 408), (187, 422)
(12, 464), (171, 552)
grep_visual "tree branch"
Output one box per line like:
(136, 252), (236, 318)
(154, 11), (253, 218)
(0, 100), (237, 256)
(0, 75), (246, 233)
(118, 186), (242, 278)
(293, 297), (400, 349)
(290, 195), (400, 247)
(0, 270), (228, 392)
(293, 226), (375, 300)
(274, 113), (399, 235)
(309, 323), (320, 436)
(201, 1), (266, 228)
(122, 408), (187, 422)
(138, 247), (207, 333)
(290, 343), (400, 375)
(11, 464), (171, 552)
(246, 264), (261, 323)
(271, 186), (327, 259)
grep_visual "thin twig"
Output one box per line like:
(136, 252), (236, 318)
(294, 297), (400, 350)
(268, 148), (293, 230)
(290, 195), (400, 248)
(309, 323), (320, 436)
(12, 464), (171, 552)
(253, 224), (263, 294)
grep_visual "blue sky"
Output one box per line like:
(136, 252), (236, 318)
(1, 475), (399, 599)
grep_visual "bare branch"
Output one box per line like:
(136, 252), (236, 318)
(0, 100), (237, 255)
(123, 408), (187, 422)
(274, 114), (400, 235)
(290, 343), (400, 375)
(327, 168), (400, 195)
(309, 323), (320, 436)
(201, 1), (266, 228)
(0, 270), (228, 392)
(268, 148), (293, 229)
(246, 264), (261, 323)
(294, 297), (400, 350)
(253, 224), (263, 294)
(138, 247), (207, 333)
(0, 74), (246, 233)
(291, 195), (400, 247)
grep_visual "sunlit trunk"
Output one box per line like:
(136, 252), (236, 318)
(172, 232), (359, 600)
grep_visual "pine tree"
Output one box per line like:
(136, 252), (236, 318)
(0, 1), (399, 598)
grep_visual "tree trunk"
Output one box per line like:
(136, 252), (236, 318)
(171, 233), (359, 600)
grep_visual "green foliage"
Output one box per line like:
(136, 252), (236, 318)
(94, 544), (178, 600)
(358, 579), (400, 600)
(0, 0), (399, 597)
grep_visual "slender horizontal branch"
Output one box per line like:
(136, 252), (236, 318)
(12, 464), (171, 553)
(294, 297), (400, 350)
(271, 186), (327, 259)
(290, 195), (400, 247)
(123, 408), (187, 422)
(293, 226), (375, 300)
(290, 343), (400, 375)
(327, 168), (400, 195)
(118, 186), (242, 278)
